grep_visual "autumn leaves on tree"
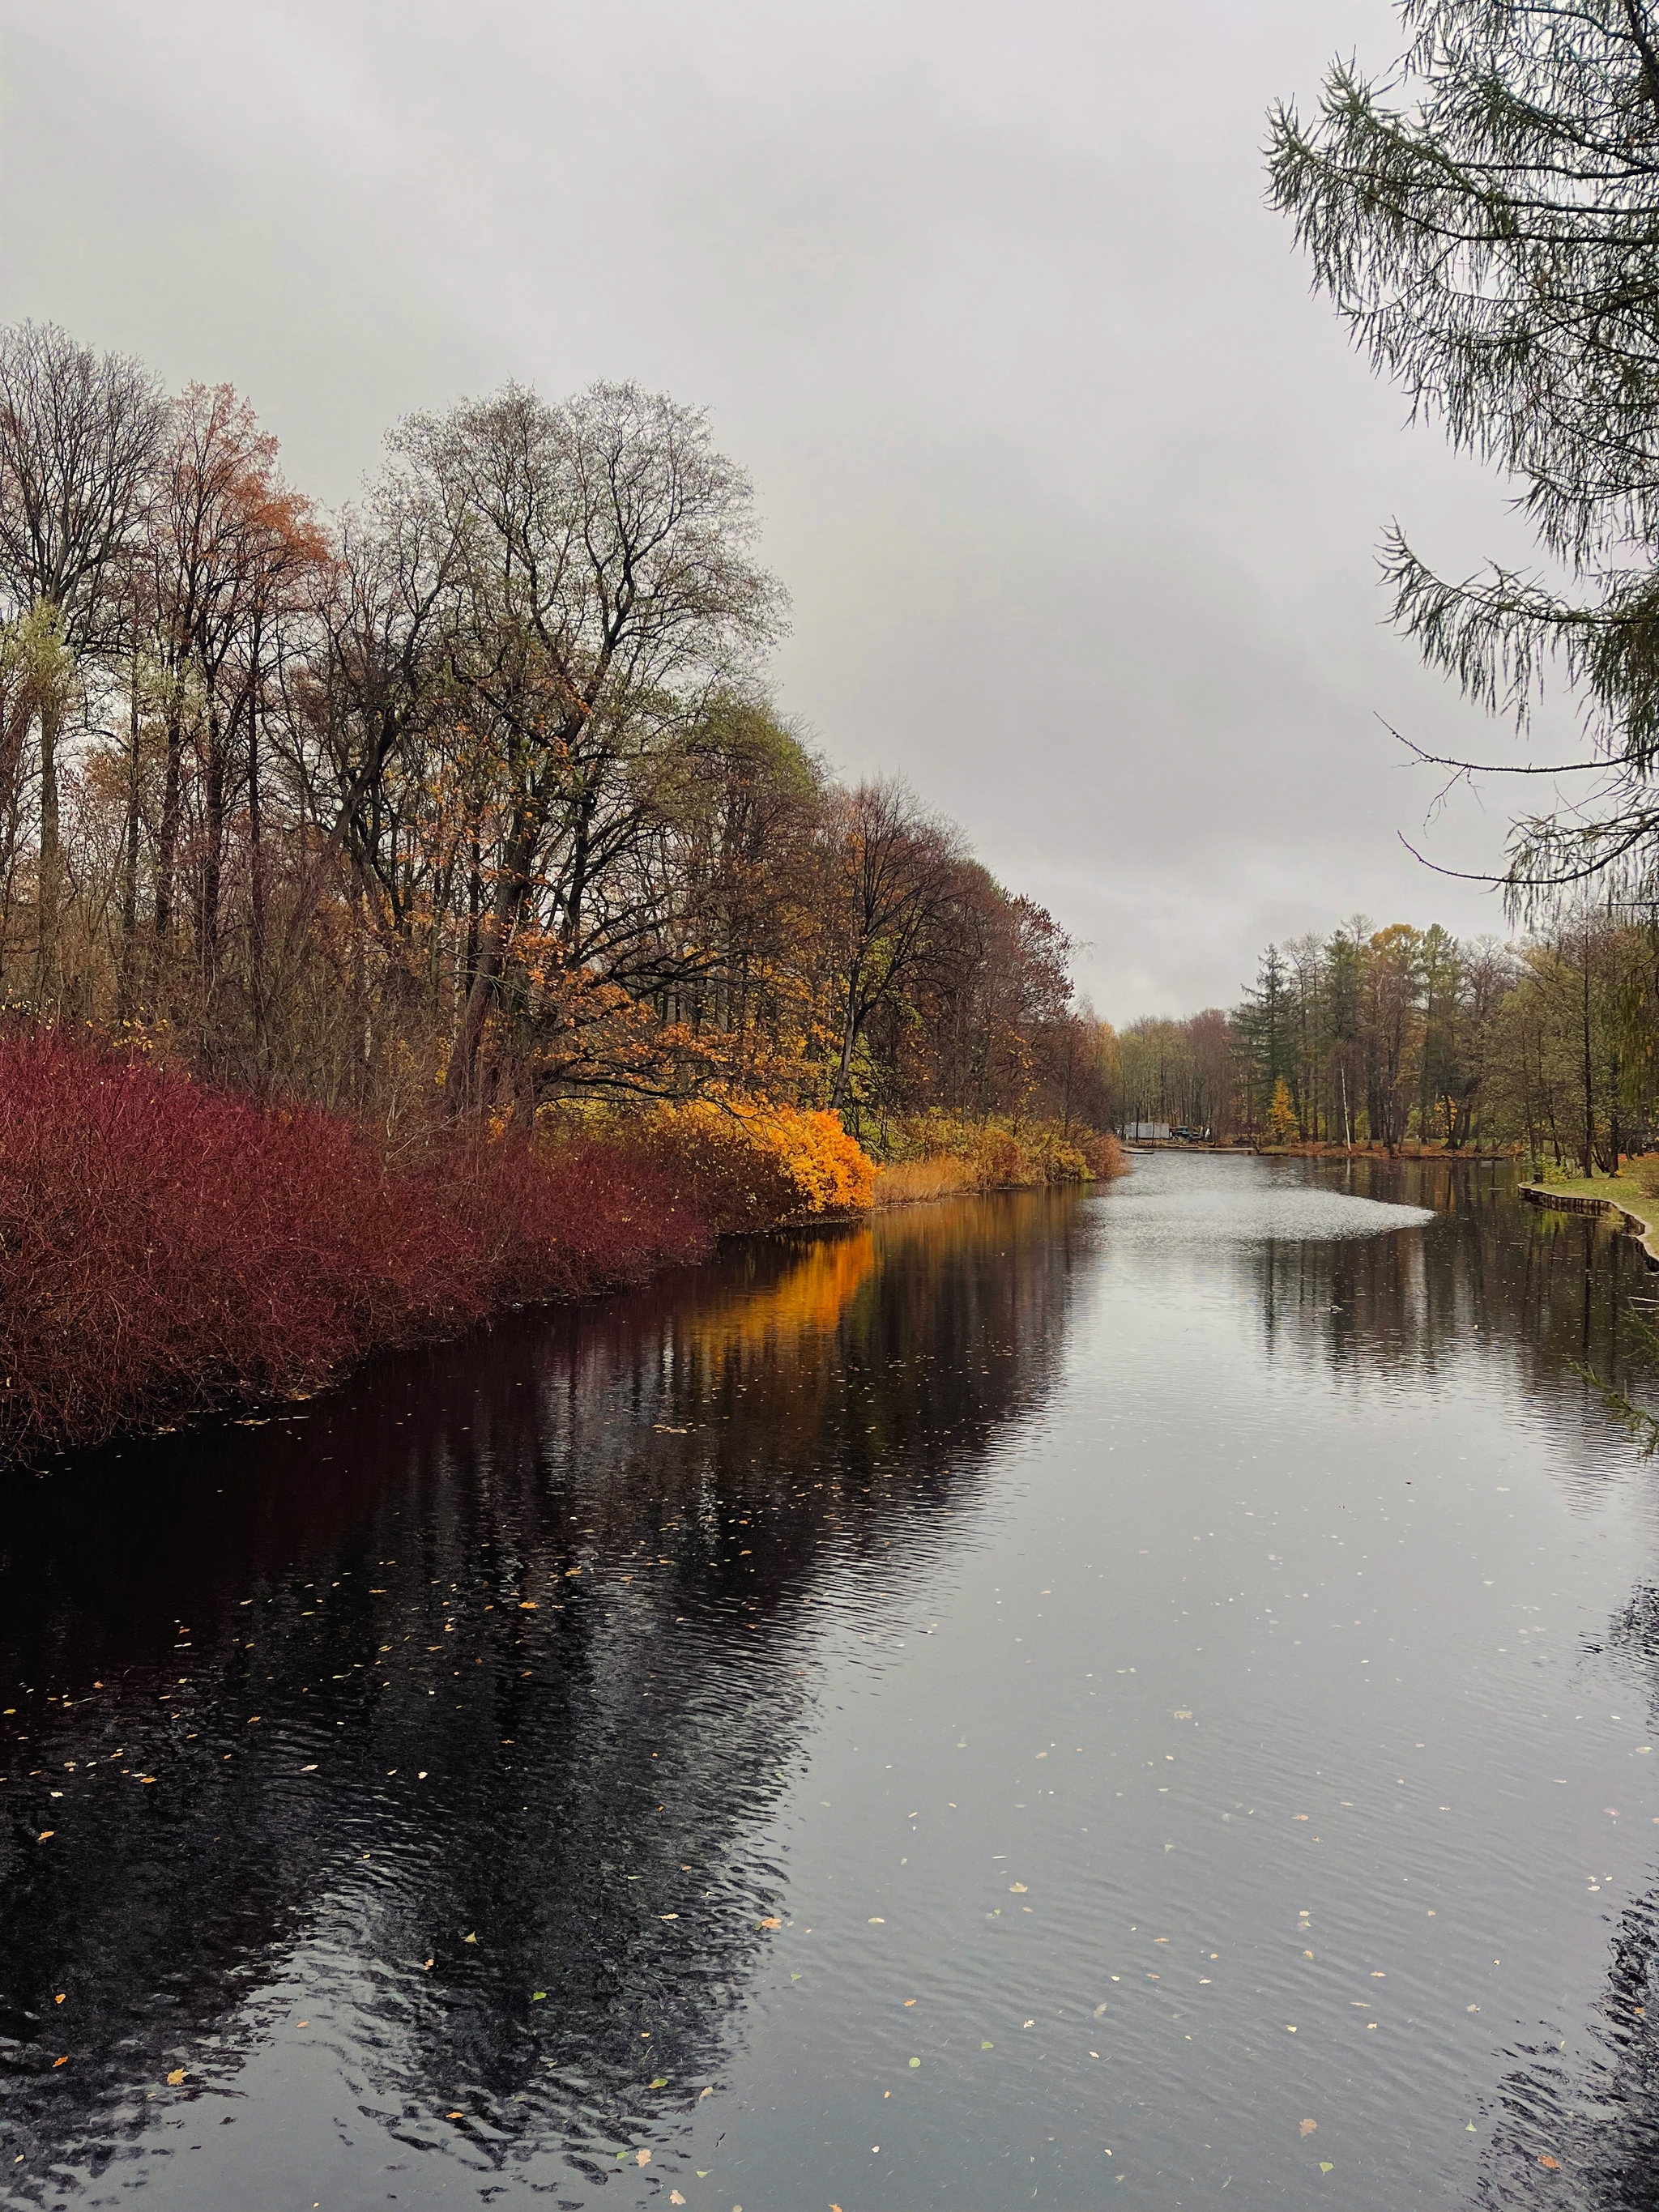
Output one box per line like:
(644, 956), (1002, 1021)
(0, 325), (1104, 1149)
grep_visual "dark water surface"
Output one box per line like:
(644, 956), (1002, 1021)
(6, 1156), (1659, 2209)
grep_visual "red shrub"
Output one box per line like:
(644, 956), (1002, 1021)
(0, 1031), (714, 1459)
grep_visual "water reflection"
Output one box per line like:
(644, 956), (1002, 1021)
(1468, 1582), (1659, 2209)
(1228, 1160), (1658, 1443)
(0, 1190), (1084, 2203)
(11, 1162), (1659, 2206)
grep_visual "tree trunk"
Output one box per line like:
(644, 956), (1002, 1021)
(116, 667), (142, 1022)
(249, 682), (267, 1070)
(200, 693), (225, 990)
(1581, 940), (1595, 1178)
(444, 811), (536, 1114)
(154, 693), (184, 981)
(34, 686), (62, 1004)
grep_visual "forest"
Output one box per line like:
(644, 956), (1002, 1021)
(0, 326), (1111, 1150)
(0, 322), (1124, 1456)
(1114, 908), (1659, 1169)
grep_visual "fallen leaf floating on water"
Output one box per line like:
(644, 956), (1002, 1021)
(1320, 2163), (1334, 2175)
(1300, 2120), (1318, 2137)
(463, 1933), (478, 1945)
(299, 1764), (318, 1773)
(758, 1916), (782, 1931)
(671, 2196), (686, 2206)
(518, 1602), (538, 1612)
(1009, 1883), (1028, 1894)
(446, 2112), (463, 2120)
(36, 1831), (53, 1843)
(166, 2069), (186, 2086)
(53, 1995), (64, 2006)
(634, 2150), (651, 2167)
(52, 2056), (66, 2069)
(650, 2076), (668, 2088)
(1541, 2156), (1561, 2171)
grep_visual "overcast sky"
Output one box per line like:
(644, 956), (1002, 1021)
(0, 0), (1584, 1021)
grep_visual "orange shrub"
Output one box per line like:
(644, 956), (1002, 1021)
(635, 1098), (875, 1229)
(1077, 1129), (1128, 1180)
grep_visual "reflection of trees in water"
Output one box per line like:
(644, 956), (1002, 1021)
(1237, 1168), (1659, 2206)
(0, 1187), (1084, 2196)
(1246, 1161), (1656, 1458)
(1467, 1587), (1659, 2209)
(1231, 1166), (1659, 2203)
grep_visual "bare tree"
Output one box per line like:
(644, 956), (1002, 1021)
(822, 781), (962, 1115)
(385, 381), (783, 1113)
(0, 324), (164, 993)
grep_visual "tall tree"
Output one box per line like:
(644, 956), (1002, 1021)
(386, 382), (781, 1114)
(820, 781), (962, 1118)
(0, 324), (164, 991)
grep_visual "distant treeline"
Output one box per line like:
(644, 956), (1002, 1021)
(1111, 911), (1659, 1169)
(0, 323), (1109, 1144)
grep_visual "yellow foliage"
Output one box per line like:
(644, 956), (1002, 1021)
(1265, 1077), (1299, 1145)
(642, 1096), (876, 1225)
(757, 1104), (876, 1214)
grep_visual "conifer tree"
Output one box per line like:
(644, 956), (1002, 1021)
(1269, 2), (1659, 894)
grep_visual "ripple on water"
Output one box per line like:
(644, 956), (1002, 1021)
(1110, 1152), (1438, 1245)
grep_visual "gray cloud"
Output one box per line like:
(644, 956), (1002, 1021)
(0, 0), (1592, 1016)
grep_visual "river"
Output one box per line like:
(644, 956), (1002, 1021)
(4, 1153), (1659, 2209)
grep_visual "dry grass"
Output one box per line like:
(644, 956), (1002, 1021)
(874, 1126), (1127, 1206)
(873, 1155), (979, 1208)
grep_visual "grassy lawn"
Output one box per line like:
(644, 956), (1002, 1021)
(1529, 1170), (1657, 1223)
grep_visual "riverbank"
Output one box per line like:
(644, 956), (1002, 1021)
(872, 1115), (1126, 1206)
(0, 1034), (876, 1461)
(1518, 1174), (1659, 1264)
(0, 1031), (1125, 1461)
(1126, 1138), (1519, 1160)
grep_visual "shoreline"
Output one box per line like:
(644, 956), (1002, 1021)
(1, 1030), (1129, 1467)
(1126, 1140), (1518, 1161)
(1518, 1179), (1659, 1268)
